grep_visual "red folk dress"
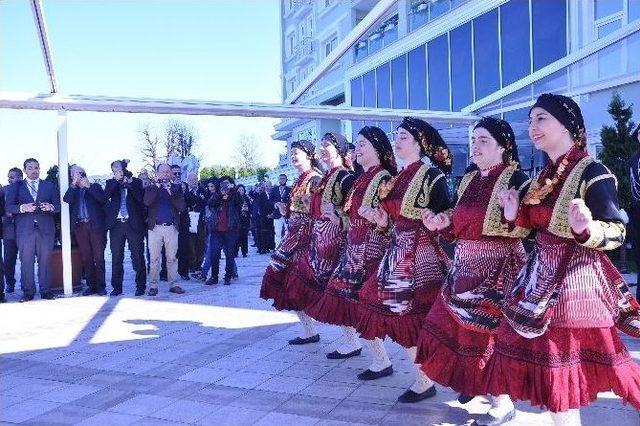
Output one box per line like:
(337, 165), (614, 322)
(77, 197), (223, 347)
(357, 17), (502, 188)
(416, 164), (530, 397)
(260, 170), (320, 311)
(286, 167), (355, 310)
(306, 165), (392, 326)
(482, 148), (640, 412)
(355, 160), (452, 349)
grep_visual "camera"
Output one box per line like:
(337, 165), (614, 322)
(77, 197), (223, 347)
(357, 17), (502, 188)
(80, 171), (87, 178)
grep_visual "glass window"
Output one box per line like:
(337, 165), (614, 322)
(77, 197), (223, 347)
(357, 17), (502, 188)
(369, 31), (384, 54)
(410, 1), (429, 30)
(533, 69), (568, 94)
(428, 34), (450, 111)
(363, 70), (376, 108)
(597, 19), (622, 38)
(532, 0), (567, 71)
(391, 55), (408, 109)
(594, 0), (623, 20)
(352, 120), (363, 142)
(408, 45), (427, 110)
(350, 77), (363, 107)
(629, 32), (640, 73)
(430, 0), (450, 20)
(376, 63), (391, 108)
(630, 0), (640, 22)
(450, 23), (472, 111)
(473, 9), (500, 100)
(598, 40), (623, 78)
(500, 0), (531, 86)
(325, 36), (338, 57)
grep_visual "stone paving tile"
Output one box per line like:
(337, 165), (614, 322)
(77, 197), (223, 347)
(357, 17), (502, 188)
(147, 378), (209, 399)
(275, 394), (342, 417)
(228, 389), (293, 412)
(15, 363), (102, 383)
(149, 399), (222, 423)
(0, 394), (22, 409)
(142, 361), (200, 379)
(78, 411), (145, 426)
(0, 399), (63, 423)
(25, 403), (102, 425)
(325, 400), (393, 425)
(109, 394), (181, 416)
(346, 383), (405, 405)
(39, 383), (102, 403)
(255, 375), (315, 394)
(254, 411), (320, 426)
(280, 361), (333, 380)
(196, 405), (268, 426)
(216, 370), (273, 390)
(178, 366), (236, 384)
(182, 383), (248, 405)
(298, 381), (359, 400)
(76, 371), (136, 388)
(2, 377), (65, 398)
(72, 387), (138, 410)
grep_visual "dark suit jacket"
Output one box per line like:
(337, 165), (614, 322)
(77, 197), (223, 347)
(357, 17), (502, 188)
(104, 177), (146, 233)
(257, 191), (275, 228)
(269, 185), (291, 219)
(63, 184), (106, 232)
(5, 179), (61, 238)
(0, 187), (4, 239)
(143, 183), (186, 230)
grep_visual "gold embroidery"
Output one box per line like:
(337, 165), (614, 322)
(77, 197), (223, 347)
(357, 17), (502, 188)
(482, 165), (530, 238)
(321, 168), (347, 206)
(546, 156), (594, 239)
(517, 179), (532, 193)
(580, 220), (625, 251)
(400, 164), (431, 220)
(455, 170), (478, 203)
(362, 170), (391, 210)
(289, 171), (321, 214)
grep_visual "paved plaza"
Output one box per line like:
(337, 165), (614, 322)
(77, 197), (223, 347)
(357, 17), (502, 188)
(1, 251), (640, 425)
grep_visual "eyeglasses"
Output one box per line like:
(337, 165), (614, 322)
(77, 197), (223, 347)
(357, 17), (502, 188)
(173, 171), (181, 176)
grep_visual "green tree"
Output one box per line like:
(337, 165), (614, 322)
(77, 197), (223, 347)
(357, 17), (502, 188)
(598, 92), (637, 212)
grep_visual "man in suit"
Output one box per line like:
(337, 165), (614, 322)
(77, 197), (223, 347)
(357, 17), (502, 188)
(185, 173), (207, 272)
(144, 163), (186, 296)
(258, 180), (275, 254)
(0, 184), (7, 303)
(63, 165), (107, 296)
(5, 158), (60, 302)
(104, 160), (147, 296)
(171, 164), (191, 280)
(270, 173), (291, 247)
(2, 167), (22, 293)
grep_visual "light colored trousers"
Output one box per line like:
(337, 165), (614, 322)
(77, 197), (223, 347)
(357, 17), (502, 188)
(148, 224), (179, 288)
(274, 217), (287, 247)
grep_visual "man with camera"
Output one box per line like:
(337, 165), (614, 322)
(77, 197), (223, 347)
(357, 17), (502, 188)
(63, 165), (107, 296)
(144, 163), (186, 296)
(270, 173), (291, 247)
(2, 167), (22, 294)
(208, 177), (242, 285)
(5, 158), (60, 302)
(105, 160), (147, 296)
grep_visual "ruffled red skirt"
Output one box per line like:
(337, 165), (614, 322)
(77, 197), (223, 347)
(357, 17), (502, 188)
(416, 297), (494, 394)
(481, 323), (640, 412)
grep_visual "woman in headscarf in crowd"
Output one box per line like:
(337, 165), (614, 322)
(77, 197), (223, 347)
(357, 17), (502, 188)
(355, 117), (452, 403)
(306, 126), (397, 358)
(259, 140), (322, 338)
(285, 132), (356, 345)
(481, 94), (640, 425)
(415, 117), (530, 422)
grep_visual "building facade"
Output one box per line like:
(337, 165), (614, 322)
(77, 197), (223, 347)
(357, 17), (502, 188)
(273, 0), (640, 179)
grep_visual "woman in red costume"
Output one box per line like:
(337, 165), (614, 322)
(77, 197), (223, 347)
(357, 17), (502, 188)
(482, 93), (640, 426)
(285, 133), (356, 345)
(306, 126), (397, 359)
(416, 117), (530, 422)
(259, 140), (322, 343)
(356, 117), (452, 403)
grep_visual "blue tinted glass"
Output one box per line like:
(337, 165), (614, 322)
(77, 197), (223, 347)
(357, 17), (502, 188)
(450, 23), (472, 111)
(430, 0), (450, 20)
(532, 0), (567, 70)
(500, 0), (531, 86)
(350, 77), (363, 107)
(376, 63), (391, 108)
(428, 34), (450, 111)
(363, 70), (376, 108)
(595, 0), (623, 20)
(631, 0), (640, 22)
(391, 55), (408, 109)
(408, 46), (427, 109)
(473, 9), (500, 99)
(352, 120), (363, 141)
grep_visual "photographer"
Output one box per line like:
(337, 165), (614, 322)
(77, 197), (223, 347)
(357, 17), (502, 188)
(63, 165), (106, 296)
(207, 177), (242, 285)
(144, 163), (186, 296)
(5, 158), (60, 302)
(104, 159), (147, 296)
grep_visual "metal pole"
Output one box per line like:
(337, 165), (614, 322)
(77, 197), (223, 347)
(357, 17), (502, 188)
(57, 110), (72, 296)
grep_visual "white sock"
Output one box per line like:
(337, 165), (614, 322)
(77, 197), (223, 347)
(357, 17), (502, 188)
(406, 346), (434, 393)
(296, 311), (317, 338)
(365, 338), (392, 372)
(550, 409), (581, 426)
(337, 326), (362, 354)
(487, 394), (515, 418)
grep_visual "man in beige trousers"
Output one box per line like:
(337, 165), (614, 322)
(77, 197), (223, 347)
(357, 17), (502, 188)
(144, 163), (186, 296)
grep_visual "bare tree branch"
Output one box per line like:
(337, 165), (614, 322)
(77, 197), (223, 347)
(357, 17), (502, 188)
(231, 133), (264, 170)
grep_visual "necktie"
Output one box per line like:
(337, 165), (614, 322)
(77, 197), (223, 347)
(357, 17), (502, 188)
(28, 180), (38, 201)
(79, 189), (89, 220)
(280, 187), (285, 199)
(119, 188), (129, 219)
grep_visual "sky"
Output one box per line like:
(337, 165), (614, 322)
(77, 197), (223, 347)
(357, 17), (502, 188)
(0, 0), (284, 181)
